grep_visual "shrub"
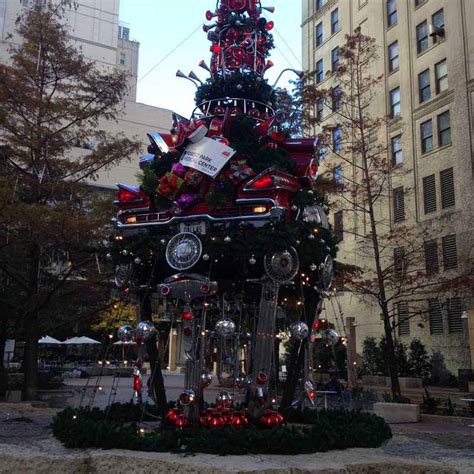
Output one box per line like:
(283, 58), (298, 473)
(52, 405), (392, 455)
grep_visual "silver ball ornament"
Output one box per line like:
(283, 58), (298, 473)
(160, 239), (166, 245)
(202, 253), (210, 261)
(200, 371), (212, 387)
(134, 257), (142, 265)
(236, 84), (243, 90)
(121, 249), (129, 256)
(216, 390), (233, 405)
(324, 328), (340, 346)
(310, 263), (317, 271)
(105, 253), (112, 261)
(117, 324), (134, 342)
(136, 321), (157, 342)
(308, 234), (315, 240)
(249, 256), (256, 265)
(289, 321), (309, 340)
(215, 319), (236, 337)
(224, 236), (232, 243)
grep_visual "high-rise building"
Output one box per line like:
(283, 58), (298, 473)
(0, 0), (173, 188)
(302, 0), (473, 373)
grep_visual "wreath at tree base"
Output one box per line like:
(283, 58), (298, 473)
(52, 404), (392, 455)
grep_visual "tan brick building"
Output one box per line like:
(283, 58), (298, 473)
(302, 0), (473, 373)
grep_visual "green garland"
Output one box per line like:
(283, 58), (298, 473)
(53, 405), (391, 455)
(195, 72), (275, 106)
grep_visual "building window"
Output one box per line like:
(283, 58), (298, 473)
(415, 0), (425, 7)
(420, 119), (433, 153)
(388, 41), (399, 72)
(119, 25), (130, 40)
(424, 240), (439, 274)
(391, 135), (403, 166)
(394, 247), (406, 275)
(332, 86), (341, 111)
(440, 167), (455, 209)
(318, 146), (327, 161)
(119, 52), (126, 65)
(334, 165), (343, 184)
(435, 59), (448, 94)
(447, 297), (463, 334)
(316, 22), (323, 47)
(316, 98), (324, 121)
(442, 234), (457, 270)
(393, 186), (405, 223)
(398, 302), (410, 336)
(422, 174), (437, 214)
(331, 47), (339, 72)
(437, 111), (451, 146)
(432, 9), (445, 44)
(331, 8), (339, 34)
(316, 0), (324, 11)
(418, 69), (431, 103)
(316, 59), (324, 83)
(387, 0), (397, 27)
(389, 87), (400, 117)
(428, 299), (443, 334)
(334, 211), (343, 240)
(416, 21), (429, 53)
(332, 126), (342, 152)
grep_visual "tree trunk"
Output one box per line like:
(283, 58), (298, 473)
(382, 304), (401, 399)
(22, 318), (39, 400)
(140, 293), (167, 415)
(0, 322), (7, 398)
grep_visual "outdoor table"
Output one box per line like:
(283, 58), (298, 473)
(316, 390), (338, 409)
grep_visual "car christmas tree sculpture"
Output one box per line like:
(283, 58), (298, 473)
(112, 0), (338, 427)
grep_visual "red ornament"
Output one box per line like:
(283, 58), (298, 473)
(214, 105), (226, 116)
(256, 372), (268, 385)
(248, 107), (261, 119)
(211, 44), (222, 54)
(266, 21), (274, 31)
(183, 311), (193, 320)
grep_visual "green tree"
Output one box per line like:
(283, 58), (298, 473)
(408, 339), (431, 380)
(361, 337), (383, 375)
(0, 3), (140, 399)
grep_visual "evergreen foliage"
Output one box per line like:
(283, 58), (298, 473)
(53, 404), (392, 455)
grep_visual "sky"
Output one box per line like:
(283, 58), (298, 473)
(119, 0), (302, 118)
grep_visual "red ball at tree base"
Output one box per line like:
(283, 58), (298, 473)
(183, 311), (193, 320)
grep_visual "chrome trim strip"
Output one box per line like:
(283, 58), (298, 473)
(115, 211), (274, 229)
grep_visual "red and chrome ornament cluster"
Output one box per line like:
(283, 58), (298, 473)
(203, 0), (275, 76)
(164, 395), (284, 430)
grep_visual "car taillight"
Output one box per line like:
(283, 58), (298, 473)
(248, 175), (273, 190)
(117, 188), (139, 202)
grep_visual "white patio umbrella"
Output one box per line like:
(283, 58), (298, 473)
(63, 336), (101, 345)
(38, 335), (62, 345)
(113, 340), (137, 345)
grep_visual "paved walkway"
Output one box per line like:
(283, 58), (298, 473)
(0, 402), (473, 473)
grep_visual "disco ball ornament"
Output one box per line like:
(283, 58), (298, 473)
(160, 239), (166, 245)
(224, 235), (232, 243)
(310, 263), (317, 271)
(105, 253), (112, 260)
(134, 257), (142, 265)
(179, 389), (196, 406)
(166, 232), (202, 270)
(202, 253), (210, 261)
(249, 256), (256, 265)
(308, 234), (315, 240)
(215, 319), (236, 337)
(324, 328), (340, 346)
(201, 372), (212, 387)
(289, 321), (309, 340)
(117, 325), (134, 342)
(136, 321), (157, 342)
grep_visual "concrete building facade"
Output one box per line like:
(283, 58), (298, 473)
(0, 0), (172, 188)
(302, 0), (473, 374)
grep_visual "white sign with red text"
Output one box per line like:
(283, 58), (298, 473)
(180, 137), (236, 179)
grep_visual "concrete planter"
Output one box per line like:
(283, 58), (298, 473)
(373, 402), (420, 423)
